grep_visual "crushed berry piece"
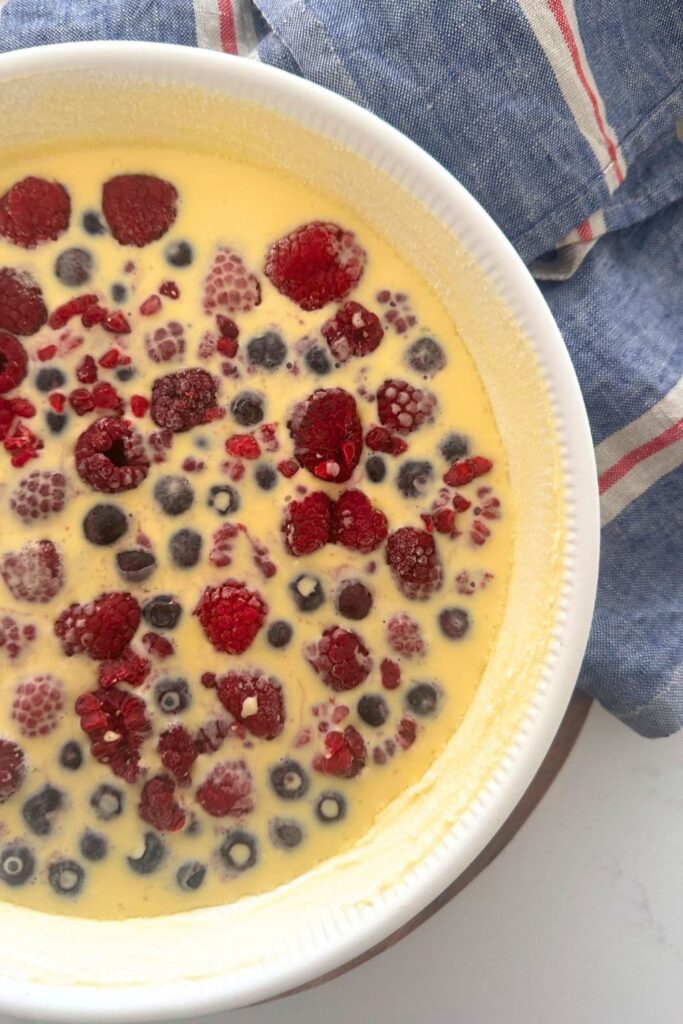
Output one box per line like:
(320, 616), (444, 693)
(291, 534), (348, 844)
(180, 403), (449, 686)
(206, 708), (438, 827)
(217, 668), (285, 740)
(75, 687), (151, 782)
(225, 434), (260, 459)
(380, 658), (402, 690)
(37, 344), (57, 362)
(0, 739), (26, 803)
(277, 458), (299, 478)
(158, 725), (198, 783)
(130, 395), (149, 418)
(103, 311), (131, 335)
(443, 456), (493, 486)
(142, 632), (174, 658)
(139, 294), (161, 316)
(81, 304), (108, 328)
(288, 387), (363, 482)
(92, 381), (124, 413)
(76, 354), (98, 384)
(265, 221), (366, 311)
(208, 522), (239, 568)
(194, 718), (231, 754)
(97, 647), (150, 689)
(470, 518), (491, 546)
(397, 717), (417, 749)
(365, 425), (408, 456)
(194, 580), (267, 655)
(139, 775), (186, 832)
(313, 725), (366, 778)
(196, 760), (254, 818)
(48, 293), (97, 330)
(217, 335), (239, 358)
(69, 387), (96, 415)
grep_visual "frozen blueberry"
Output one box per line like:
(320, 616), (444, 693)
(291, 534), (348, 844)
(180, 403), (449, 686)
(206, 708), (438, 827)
(176, 861), (206, 891)
(267, 620), (293, 649)
(111, 282), (127, 303)
(83, 503), (128, 546)
(406, 682), (440, 717)
(315, 791), (346, 824)
(247, 331), (287, 370)
(59, 741), (83, 771)
(155, 677), (191, 715)
(22, 785), (64, 836)
(165, 240), (194, 268)
(365, 455), (386, 483)
(116, 549), (157, 584)
(169, 528), (202, 568)
(116, 366), (135, 382)
(142, 594), (182, 630)
(438, 607), (470, 640)
(336, 579), (373, 621)
(357, 694), (389, 728)
(231, 391), (264, 426)
(46, 411), (67, 434)
(154, 475), (194, 516)
(396, 460), (433, 498)
(304, 345), (332, 375)
(82, 210), (105, 235)
(127, 833), (166, 875)
(289, 574), (325, 612)
(269, 818), (304, 850)
(35, 366), (66, 392)
(55, 247), (93, 287)
(405, 336), (446, 376)
(0, 844), (35, 888)
(79, 830), (108, 862)
(440, 432), (469, 462)
(48, 859), (85, 897)
(207, 484), (240, 517)
(90, 784), (124, 822)
(270, 759), (309, 801)
(220, 830), (258, 873)
(255, 464), (277, 491)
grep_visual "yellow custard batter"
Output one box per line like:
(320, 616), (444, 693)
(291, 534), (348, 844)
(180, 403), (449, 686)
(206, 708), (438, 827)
(0, 143), (513, 919)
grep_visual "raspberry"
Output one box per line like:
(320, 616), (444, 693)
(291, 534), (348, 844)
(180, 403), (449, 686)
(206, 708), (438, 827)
(380, 658), (401, 690)
(75, 687), (151, 782)
(265, 221), (366, 311)
(150, 368), (219, 432)
(0, 738), (25, 803)
(208, 522), (239, 568)
(75, 417), (150, 493)
(10, 470), (66, 523)
(377, 379), (436, 435)
(98, 647), (150, 689)
(313, 725), (366, 778)
(288, 387), (363, 483)
(282, 492), (333, 556)
(305, 626), (372, 692)
(102, 174), (178, 247)
(386, 527), (443, 600)
(144, 320), (186, 363)
(386, 613), (425, 657)
(0, 268), (48, 336)
(0, 615), (36, 661)
(54, 591), (141, 660)
(225, 434), (261, 459)
(194, 718), (231, 754)
(158, 724), (198, 783)
(217, 668), (285, 740)
(69, 387), (95, 415)
(203, 245), (262, 314)
(331, 489), (388, 554)
(139, 776), (186, 831)
(92, 381), (124, 413)
(0, 333), (27, 393)
(0, 540), (63, 603)
(196, 759), (254, 817)
(194, 581), (267, 655)
(142, 632), (174, 658)
(76, 354), (98, 384)
(443, 456), (493, 486)
(11, 674), (64, 737)
(321, 301), (383, 362)
(0, 177), (70, 248)
(365, 425), (408, 456)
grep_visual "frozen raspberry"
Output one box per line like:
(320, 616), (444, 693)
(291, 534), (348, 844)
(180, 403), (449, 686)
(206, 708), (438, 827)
(194, 718), (231, 754)
(305, 626), (372, 692)
(75, 687), (151, 782)
(375, 289), (418, 334)
(11, 674), (64, 738)
(321, 301), (383, 362)
(150, 368), (219, 432)
(0, 738), (26, 803)
(10, 470), (66, 523)
(225, 434), (261, 460)
(0, 268), (48, 336)
(102, 174), (178, 247)
(54, 591), (140, 660)
(144, 320), (186, 363)
(0, 615), (36, 661)
(377, 379), (436, 435)
(0, 332), (27, 393)
(194, 581), (267, 655)
(158, 724), (198, 783)
(282, 492), (333, 556)
(288, 387), (363, 483)
(0, 540), (63, 603)
(0, 177), (70, 248)
(265, 221), (366, 311)
(386, 613), (425, 657)
(138, 775), (186, 831)
(365, 425), (408, 456)
(386, 527), (443, 600)
(98, 647), (150, 689)
(196, 759), (254, 818)
(203, 245), (262, 314)
(208, 522), (239, 568)
(443, 456), (493, 486)
(75, 417), (150, 493)
(331, 489), (388, 554)
(217, 668), (285, 740)
(313, 725), (366, 778)
(142, 632), (174, 658)
(380, 658), (401, 690)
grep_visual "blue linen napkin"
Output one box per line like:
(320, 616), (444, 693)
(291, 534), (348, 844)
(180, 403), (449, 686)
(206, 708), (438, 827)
(0, 0), (681, 736)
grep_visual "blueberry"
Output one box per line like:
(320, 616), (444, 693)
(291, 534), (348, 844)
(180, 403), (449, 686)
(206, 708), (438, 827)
(270, 759), (309, 800)
(405, 336), (446, 376)
(358, 694), (389, 727)
(90, 784), (124, 822)
(247, 331), (287, 370)
(116, 366), (135, 382)
(155, 677), (191, 715)
(165, 241), (194, 268)
(176, 861), (206, 891)
(82, 211), (105, 235)
(79, 830), (108, 862)
(35, 366), (66, 392)
(207, 484), (240, 517)
(48, 859), (85, 897)
(365, 455), (386, 483)
(154, 475), (194, 516)
(269, 818), (304, 850)
(59, 741), (83, 771)
(305, 346), (331, 375)
(336, 579), (373, 620)
(289, 574), (325, 612)
(55, 247), (93, 287)
(219, 830), (258, 872)
(396, 460), (433, 498)
(440, 432), (469, 462)
(127, 833), (166, 875)
(169, 528), (202, 568)
(315, 791), (346, 824)
(116, 549), (157, 584)
(438, 607), (470, 639)
(111, 282), (127, 303)
(83, 504), (128, 546)
(267, 620), (293, 649)
(46, 411), (67, 434)
(142, 594), (182, 630)
(231, 391), (264, 426)
(255, 464), (277, 491)
(0, 844), (35, 887)
(406, 682), (440, 716)
(22, 785), (64, 836)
